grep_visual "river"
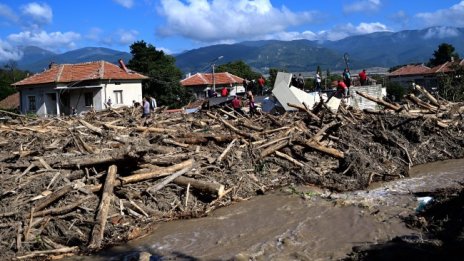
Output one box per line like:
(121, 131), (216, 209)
(69, 158), (464, 260)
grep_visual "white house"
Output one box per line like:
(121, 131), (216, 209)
(12, 60), (148, 116)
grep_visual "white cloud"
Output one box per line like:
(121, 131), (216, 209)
(261, 22), (390, 42)
(416, 1), (464, 27)
(343, 0), (381, 13)
(86, 27), (103, 41)
(423, 27), (460, 39)
(0, 3), (19, 23)
(0, 39), (23, 61)
(157, 0), (316, 43)
(20, 2), (52, 28)
(7, 30), (80, 51)
(116, 29), (139, 45)
(113, 0), (134, 8)
(157, 47), (173, 54)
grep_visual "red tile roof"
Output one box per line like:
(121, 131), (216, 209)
(180, 72), (244, 86)
(13, 61), (148, 86)
(389, 64), (431, 76)
(428, 59), (464, 74)
(0, 92), (19, 110)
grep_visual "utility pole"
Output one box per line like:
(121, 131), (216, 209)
(211, 56), (223, 92)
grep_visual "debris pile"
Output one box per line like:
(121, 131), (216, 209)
(0, 87), (463, 260)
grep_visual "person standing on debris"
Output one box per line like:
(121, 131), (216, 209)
(242, 79), (248, 92)
(291, 74), (298, 87)
(247, 91), (256, 117)
(337, 80), (348, 97)
(221, 86), (229, 97)
(258, 76), (265, 95)
(149, 96), (157, 110)
(359, 69), (367, 86)
(142, 97), (150, 118)
(315, 72), (322, 91)
(107, 97), (112, 108)
(343, 68), (351, 88)
(231, 95), (243, 115)
(297, 74), (305, 89)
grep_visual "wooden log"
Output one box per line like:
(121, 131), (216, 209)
(121, 159), (194, 185)
(173, 176), (225, 198)
(275, 151), (304, 167)
(88, 165), (117, 249)
(34, 185), (73, 212)
(413, 83), (440, 107)
(78, 119), (103, 135)
(260, 140), (289, 158)
(31, 196), (91, 218)
(219, 108), (238, 120)
(261, 126), (291, 135)
(257, 136), (291, 149)
(287, 103), (321, 121)
(405, 94), (438, 112)
(311, 121), (339, 142)
(146, 165), (193, 193)
(135, 126), (177, 133)
(207, 112), (258, 140)
(296, 137), (344, 159)
(15, 246), (79, 260)
(162, 138), (190, 148)
(217, 139), (237, 162)
(240, 120), (264, 132)
(356, 91), (401, 111)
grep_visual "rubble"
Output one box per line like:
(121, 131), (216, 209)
(0, 87), (463, 260)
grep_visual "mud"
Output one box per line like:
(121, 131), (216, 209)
(72, 158), (464, 261)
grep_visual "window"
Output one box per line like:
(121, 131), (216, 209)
(114, 90), (123, 104)
(84, 92), (93, 106)
(28, 96), (36, 111)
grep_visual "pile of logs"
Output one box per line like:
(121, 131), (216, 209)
(0, 87), (463, 260)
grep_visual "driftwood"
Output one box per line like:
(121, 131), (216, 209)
(89, 165), (118, 249)
(413, 83), (440, 107)
(147, 165), (193, 194)
(217, 139), (238, 162)
(356, 91), (401, 111)
(287, 102), (321, 121)
(173, 176), (225, 198)
(275, 151), (304, 167)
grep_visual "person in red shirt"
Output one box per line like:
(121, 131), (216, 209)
(258, 76), (265, 95)
(221, 86), (228, 97)
(337, 80), (348, 97)
(359, 69), (367, 86)
(231, 96), (243, 115)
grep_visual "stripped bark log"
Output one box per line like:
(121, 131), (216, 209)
(356, 91), (401, 111)
(135, 126), (177, 134)
(275, 151), (304, 167)
(121, 159), (195, 185)
(88, 165), (117, 249)
(260, 140), (289, 158)
(173, 176), (225, 198)
(34, 185), (73, 212)
(146, 165), (193, 194)
(217, 139), (237, 162)
(413, 83), (440, 107)
(287, 103), (321, 121)
(296, 137), (345, 159)
(78, 119), (103, 136)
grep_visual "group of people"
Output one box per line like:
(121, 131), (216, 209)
(231, 91), (257, 117)
(131, 96), (157, 119)
(336, 68), (369, 98)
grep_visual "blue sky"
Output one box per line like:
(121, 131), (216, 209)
(0, 0), (464, 61)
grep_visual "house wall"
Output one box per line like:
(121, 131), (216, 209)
(101, 81), (143, 109)
(389, 75), (438, 90)
(19, 84), (58, 116)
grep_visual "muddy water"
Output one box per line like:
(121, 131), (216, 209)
(75, 158), (464, 261)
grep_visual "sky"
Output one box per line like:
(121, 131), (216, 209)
(1, 0), (464, 61)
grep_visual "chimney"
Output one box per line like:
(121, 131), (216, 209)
(118, 59), (129, 73)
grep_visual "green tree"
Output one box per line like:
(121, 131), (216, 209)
(268, 68), (286, 90)
(386, 81), (408, 102)
(437, 64), (464, 102)
(428, 43), (460, 67)
(127, 41), (193, 108)
(0, 61), (28, 101)
(216, 60), (260, 81)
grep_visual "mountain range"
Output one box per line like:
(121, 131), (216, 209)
(5, 26), (464, 74)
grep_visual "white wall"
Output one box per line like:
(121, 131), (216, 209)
(101, 81), (143, 109)
(19, 85), (55, 115)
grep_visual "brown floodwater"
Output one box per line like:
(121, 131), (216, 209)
(70, 158), (464, 261)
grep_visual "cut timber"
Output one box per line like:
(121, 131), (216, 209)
(287, 103), (321, 121)
(31, 196), (91, 218)
(147, 165), (193, 194)
(217, 138), (237, 162)
(297, 137), (344, 159)
(173, 176), (225, 198)
(78, 119), (103, 135)
(356, 91), (401, 111)
(413, 84), (440, 107)
(34, 184), (73, 212)
(121, 159), (195, 185)
(260, 140), (289, 158)
(135, 126), (177, 133)
(88, 165), (117, 249)
(207, 111), (258, 140)
(275, 151), (304, 167)
(15, 246), (79, 260)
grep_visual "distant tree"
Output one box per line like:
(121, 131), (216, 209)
(0, 62), (28, 101)
(268, 68), (286, 90)
(127, 41), (193, 108)
(215, 60), (261, 81)
(428, 43), (460, 67)
(437, 64), (464, 102)
(386, 82), (408, 102)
